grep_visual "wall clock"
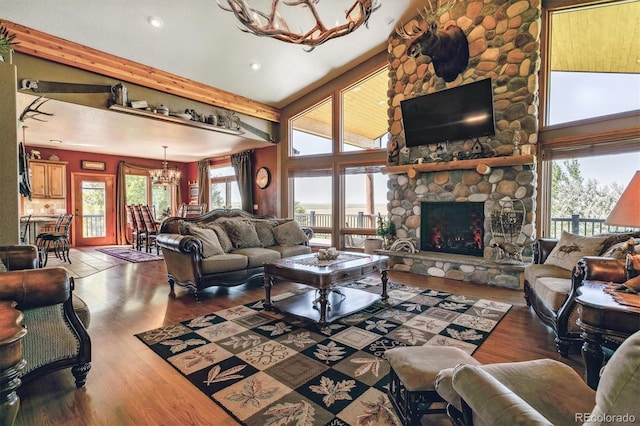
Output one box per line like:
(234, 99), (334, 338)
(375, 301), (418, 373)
(256, 166), (271, 189)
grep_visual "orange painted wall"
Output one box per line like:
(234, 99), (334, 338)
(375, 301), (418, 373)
(24, 146), (190, 214)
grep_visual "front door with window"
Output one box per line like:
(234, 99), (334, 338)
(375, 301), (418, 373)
(72, 173), (115, 246)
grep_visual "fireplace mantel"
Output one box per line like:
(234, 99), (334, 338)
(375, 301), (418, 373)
(382, 154), (536, 177)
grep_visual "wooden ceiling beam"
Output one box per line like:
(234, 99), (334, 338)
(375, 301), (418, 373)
(2, 20), (280, 123)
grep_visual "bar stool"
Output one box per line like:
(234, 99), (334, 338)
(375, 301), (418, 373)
(36, 214), (73, 267)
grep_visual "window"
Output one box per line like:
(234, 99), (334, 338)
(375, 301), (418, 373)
(290, 98), (333, 157)
(290, 167), (333, 246)
(341, 67), (389, 152)
(546, 2), (640, 125)
(284, 64), (389, 248)
(124, 173), (173, 217)
(540, 0), (640, 238)
(209, 165), (240, 209)
(342, 166), (388, 249)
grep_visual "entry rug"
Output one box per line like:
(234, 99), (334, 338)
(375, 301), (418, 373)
(96, 246), (162, 263)
(135, 279), (511, 425)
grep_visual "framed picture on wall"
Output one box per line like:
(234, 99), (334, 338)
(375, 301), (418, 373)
(81, 160), (106, 171)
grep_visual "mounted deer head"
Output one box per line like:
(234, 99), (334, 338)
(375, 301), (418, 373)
(396, 0), (469, 82)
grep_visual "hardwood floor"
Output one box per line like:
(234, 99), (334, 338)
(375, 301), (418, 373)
(15, 247), (586, 426)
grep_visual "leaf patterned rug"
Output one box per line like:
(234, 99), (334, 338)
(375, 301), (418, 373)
(135, 278), (511, 425)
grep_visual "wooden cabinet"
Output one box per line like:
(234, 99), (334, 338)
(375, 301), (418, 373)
(30, 159), (67, 199)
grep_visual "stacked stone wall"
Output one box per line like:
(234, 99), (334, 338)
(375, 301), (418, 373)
(384, 0), (542, 287)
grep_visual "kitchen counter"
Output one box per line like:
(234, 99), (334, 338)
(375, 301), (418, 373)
(20, 214), (63, 245)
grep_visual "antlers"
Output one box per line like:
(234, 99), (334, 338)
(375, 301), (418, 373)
(19, 96), (54, 122)
(395, 0), (457, 39)
(217, 0), (380, 51)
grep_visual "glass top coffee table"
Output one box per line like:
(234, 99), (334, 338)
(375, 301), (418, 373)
(263, 252), (389, 327)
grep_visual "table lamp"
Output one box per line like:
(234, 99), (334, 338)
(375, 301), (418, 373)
(605, 170), (640, 254)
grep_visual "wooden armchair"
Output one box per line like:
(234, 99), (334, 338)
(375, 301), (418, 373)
(0, 245), (91, 387)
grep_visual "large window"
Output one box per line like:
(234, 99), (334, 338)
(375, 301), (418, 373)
(209, 165), (240, 209)
(290, 98), (333, 157)
(290, 168), (333, 246)
(341, 67), (389, 152)
(124, 174), (172, 217)
(546, 1), (640, 125)
(541, 0), (640, 238)
(342, 166), (388, 249)
(285, 64), (389, 248)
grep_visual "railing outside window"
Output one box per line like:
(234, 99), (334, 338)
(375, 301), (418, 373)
(550, 214), (636, 238)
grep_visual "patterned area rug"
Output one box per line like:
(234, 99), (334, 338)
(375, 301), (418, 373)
(96, 246), (162, 263)
(135, 278), (511, 425)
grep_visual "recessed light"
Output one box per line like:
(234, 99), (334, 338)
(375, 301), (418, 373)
(50, 139), (62, 144)
(148, 16), (164, 28)
(250, 62), (261, 71)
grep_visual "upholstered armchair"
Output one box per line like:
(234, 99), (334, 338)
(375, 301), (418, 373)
(434, 330), (640, 426)
(0, 245), (91, 387)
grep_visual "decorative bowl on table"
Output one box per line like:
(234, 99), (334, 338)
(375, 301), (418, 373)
(316, 249), (338, 261)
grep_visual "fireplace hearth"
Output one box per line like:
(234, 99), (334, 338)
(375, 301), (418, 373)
(420, 202), (484, 257)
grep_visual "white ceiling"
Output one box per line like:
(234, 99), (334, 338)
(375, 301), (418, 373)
(1, 0), (421, 108)
(1, 0), (425, 161)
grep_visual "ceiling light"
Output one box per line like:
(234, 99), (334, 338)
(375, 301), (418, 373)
(150, 146), (181, 186)
(148, 16), (164, 28)
(250, 62), (261, 70)
(49, 139), (62, 144)
(217, 0), (381, 51)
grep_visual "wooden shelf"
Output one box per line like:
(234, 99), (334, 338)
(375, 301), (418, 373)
(109, 105), (244, 136)
(382, 154), (536, 176)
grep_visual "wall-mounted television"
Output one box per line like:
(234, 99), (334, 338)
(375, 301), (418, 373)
(400, 79), (495, 147)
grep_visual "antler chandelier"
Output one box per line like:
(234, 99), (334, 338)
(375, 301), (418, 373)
(150, 146), (181, 186)
(217, 0), (381, 51)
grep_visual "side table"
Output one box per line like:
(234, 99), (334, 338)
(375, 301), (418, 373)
(576, 283), (640, 389)
(0, 301), (27, 426)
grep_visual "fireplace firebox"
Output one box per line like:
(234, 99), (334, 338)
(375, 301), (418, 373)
(420, 202), (485, 257)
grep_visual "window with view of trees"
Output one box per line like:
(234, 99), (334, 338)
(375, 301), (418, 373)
(124, 174), (172, 218)
(541, 0), (640, 238)
(209, 165), (240, 209)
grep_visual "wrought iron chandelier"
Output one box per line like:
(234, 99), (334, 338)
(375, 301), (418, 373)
(217, 0), (381, 51)
(150, 146), (181, 186)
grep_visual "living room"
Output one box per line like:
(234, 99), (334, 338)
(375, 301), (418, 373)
(1, 0), (639, 425)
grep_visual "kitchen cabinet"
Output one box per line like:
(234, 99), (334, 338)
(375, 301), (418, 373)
(30, 159), (67, 199)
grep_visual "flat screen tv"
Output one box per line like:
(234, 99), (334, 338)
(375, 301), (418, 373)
(400, 78), (495, 147)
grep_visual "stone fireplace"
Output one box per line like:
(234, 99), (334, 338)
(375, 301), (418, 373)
(380, 0), (541, 289)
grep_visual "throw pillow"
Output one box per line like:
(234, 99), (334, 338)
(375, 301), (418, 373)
(222, 220), (263, 249)
(253, 220), (278, 247)
(204, 223), (233, 253)
(0, 258), (7, 272)
(272, 220), (308, 246)
(627, 253), (640, 280)
(184, 223), (224, 258)
(544, 231), (609, 271)
(601, 241), (640, 260)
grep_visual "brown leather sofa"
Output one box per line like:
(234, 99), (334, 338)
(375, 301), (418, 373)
(0, 245), (91, 387)
(524, 235), (632, 356)
(157, 209), (314, 299)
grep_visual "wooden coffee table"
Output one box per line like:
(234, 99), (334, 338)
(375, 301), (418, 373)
(263, 252), (389, 327)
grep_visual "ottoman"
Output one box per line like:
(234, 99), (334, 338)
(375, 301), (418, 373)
(385, 346), (480, 425)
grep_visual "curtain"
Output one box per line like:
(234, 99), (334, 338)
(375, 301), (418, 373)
(231, 150), (253, 212)
(197, 160), (211, 209)
(115, 161), (181, 245)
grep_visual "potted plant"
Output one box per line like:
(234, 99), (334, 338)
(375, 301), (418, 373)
(0, 23), (18, 63)
(376, 213), (396, 249)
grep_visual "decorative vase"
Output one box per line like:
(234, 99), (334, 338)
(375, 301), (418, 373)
(364, 238), (383, 254)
